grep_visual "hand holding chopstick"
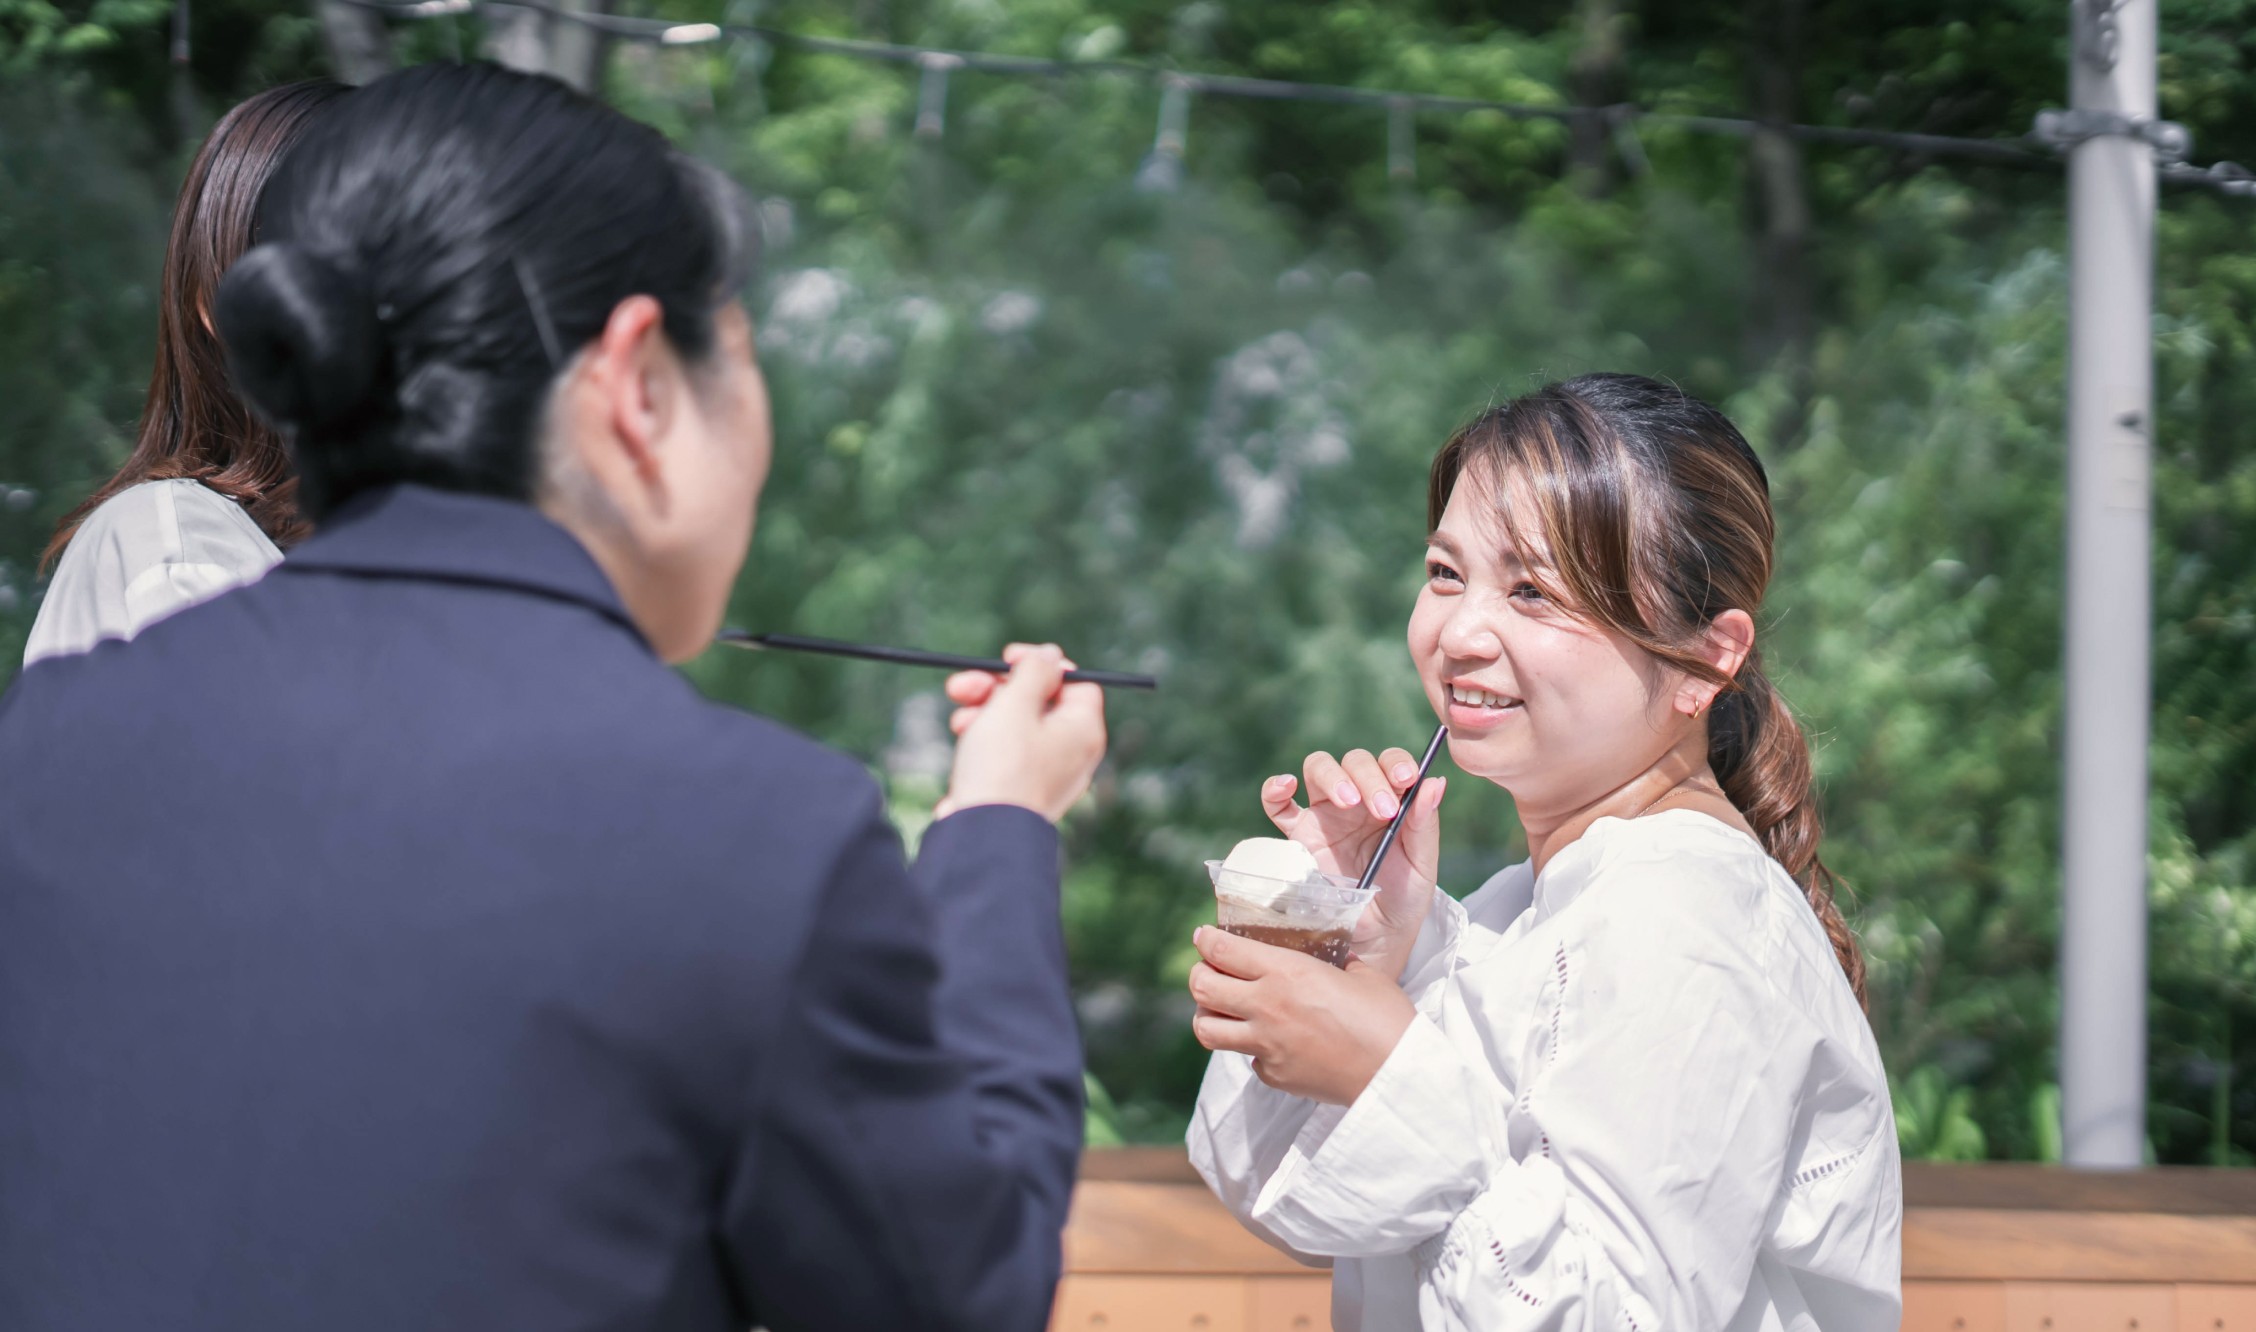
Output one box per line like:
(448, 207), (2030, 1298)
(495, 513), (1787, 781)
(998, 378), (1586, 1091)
(1354, 723), (1451, 893)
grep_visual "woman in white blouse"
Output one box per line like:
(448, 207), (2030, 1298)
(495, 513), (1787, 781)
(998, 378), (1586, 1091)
(1188, 373), (1900, 1331)
(25, 80), (344, 667)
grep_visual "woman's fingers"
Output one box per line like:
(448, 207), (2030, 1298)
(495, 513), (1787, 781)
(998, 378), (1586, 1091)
(1339, 749), (1398, 821)
(1404, 775), (1447, 859)
(1194, 925), (1294, 980)
(1379, 747), (1419, 791)
(998, 641), (1078, 672)
(1186, 960), (1259, 1019)
(1190, 1008), (1257, 1055)
(1300, 750), (1360, 812)
(944, 670), (998, 707)
(1260, 773), (1304, 835)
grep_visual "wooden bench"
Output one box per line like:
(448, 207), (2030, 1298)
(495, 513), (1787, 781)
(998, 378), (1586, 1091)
(1055, 1149), (2256, 1331)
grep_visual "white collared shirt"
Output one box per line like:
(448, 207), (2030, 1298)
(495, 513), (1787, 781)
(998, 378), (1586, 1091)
(24, 479), (282, 667)
(1190, 809), (1902, 1331)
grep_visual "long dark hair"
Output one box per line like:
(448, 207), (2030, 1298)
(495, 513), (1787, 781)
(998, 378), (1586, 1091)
(42, 79), (347, 573)
(1428, 373), (1867, 1007)
(213, 62), (756, 520)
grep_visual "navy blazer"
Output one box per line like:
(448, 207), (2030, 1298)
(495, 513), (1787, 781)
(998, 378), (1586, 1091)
(0, 485), (1085, 1332)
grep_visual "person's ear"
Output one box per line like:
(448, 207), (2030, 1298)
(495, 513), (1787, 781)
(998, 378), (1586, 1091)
(1677, 608), (1755, 718)
(578, 295), (678, 503)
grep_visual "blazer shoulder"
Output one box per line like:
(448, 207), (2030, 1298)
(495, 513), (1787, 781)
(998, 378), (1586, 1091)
(661, 693), (890, 833)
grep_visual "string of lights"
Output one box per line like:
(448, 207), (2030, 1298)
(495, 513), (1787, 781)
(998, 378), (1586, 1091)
(336, 0), (2256, 198)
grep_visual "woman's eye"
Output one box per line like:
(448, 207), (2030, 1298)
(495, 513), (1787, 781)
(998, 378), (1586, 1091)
(1510, 581), (1546, 602)
(1426, 561), (1463, 586)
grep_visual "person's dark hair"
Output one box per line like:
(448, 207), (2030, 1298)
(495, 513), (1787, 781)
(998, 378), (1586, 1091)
(42, 79), (348, 572)
(1427, 373), (1867, 1008)
(214, 62), (757, 519)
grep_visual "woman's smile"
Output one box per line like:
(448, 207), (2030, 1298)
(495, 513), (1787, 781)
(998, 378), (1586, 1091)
(1444, 680), (1524, 730)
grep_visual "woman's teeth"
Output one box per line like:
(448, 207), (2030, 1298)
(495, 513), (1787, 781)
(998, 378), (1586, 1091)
(1450, 685), (1520, 709)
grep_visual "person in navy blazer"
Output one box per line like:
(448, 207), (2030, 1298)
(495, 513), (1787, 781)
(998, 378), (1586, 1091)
(0, 64), (1105, 1332)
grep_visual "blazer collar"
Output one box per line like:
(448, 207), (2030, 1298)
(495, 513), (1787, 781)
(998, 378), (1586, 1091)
(280, 484), (647, 646)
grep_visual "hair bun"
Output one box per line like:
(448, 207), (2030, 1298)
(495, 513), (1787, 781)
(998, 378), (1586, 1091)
(214, 242), (384, 436)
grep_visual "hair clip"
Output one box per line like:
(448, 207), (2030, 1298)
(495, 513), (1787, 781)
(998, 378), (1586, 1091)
(511, 256), (565, 370)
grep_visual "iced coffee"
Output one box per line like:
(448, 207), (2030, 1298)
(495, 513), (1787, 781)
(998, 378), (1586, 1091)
(1207, 837), (1375, 970)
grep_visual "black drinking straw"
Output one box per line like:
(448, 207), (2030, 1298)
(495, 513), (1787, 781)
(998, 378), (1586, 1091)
(714, 629), (1159, 691)
(1353, 722), (1451, 894)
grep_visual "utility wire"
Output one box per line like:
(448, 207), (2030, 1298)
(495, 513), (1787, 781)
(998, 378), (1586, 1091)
(333, 0), (2255, 197)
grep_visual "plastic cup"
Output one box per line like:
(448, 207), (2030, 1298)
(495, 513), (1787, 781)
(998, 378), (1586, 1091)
(1204, 861), (1375, 969)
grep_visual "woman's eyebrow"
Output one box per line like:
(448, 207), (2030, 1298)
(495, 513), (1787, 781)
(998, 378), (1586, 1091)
(1425, 531), (1464, 558)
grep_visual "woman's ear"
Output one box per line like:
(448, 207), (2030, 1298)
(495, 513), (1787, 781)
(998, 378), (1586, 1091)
(581, 295), (677, 496)
(1677, 609), (1755, 718)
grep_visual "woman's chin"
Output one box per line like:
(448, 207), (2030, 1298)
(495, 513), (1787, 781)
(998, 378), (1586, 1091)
(1438, 728), (1532, 786)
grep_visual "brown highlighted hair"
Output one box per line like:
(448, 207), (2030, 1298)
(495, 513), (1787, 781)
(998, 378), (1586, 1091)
(41, 79), (348, 573)
(1428, 373), (1867, 1007)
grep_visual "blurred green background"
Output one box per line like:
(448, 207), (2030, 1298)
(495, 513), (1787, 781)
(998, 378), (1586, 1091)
(3, 0), (2251, 1163)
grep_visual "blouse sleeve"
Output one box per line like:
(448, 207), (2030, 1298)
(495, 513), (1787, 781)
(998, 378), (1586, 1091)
(25, 482), (280, 666)
(1186, 889), (1470, 1268)
(1243, 868), (1820, 1331)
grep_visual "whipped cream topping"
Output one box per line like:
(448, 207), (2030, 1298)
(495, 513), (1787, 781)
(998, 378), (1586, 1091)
(1214, 836), (1327, 910)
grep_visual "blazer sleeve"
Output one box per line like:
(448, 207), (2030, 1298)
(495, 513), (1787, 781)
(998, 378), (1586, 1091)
(721, 794), (1084, 1332)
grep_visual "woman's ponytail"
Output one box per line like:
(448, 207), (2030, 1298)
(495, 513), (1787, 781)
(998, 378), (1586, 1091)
(1710, 651), (1867, 1008)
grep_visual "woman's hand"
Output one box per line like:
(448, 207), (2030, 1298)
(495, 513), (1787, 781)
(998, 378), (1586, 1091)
(1188, 926), (1418, 1106)
(934, 643), (1107, 823)
(1263, 746), (1447, 982)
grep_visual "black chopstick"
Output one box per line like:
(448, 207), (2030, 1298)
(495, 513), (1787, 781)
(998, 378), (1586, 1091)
(1352, 722), (1451, 894)
(714, 629), (1159, 690)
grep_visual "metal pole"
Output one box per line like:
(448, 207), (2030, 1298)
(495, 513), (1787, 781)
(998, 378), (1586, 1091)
(2059, 0), (2154, 1169)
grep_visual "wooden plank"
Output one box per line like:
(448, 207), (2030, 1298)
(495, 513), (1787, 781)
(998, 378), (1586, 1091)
(1051, 1275), (1249, 1331)
(1905, 1280), (2010, 1332)
(1081, 1148), (1206, 1184)
(1064, 1174), (2256, 1281)
(1907, 1166), (2256, 1217)
(1087, 1150), (2256, 1215)
(1064, 1181), (1318, 1276)
(1907, 1212), (2256, 1283)
(2179, 1285), (2256, 1332)
(1246, 1276), (1331, 1332)
(2002, 1283), (2174, 1332)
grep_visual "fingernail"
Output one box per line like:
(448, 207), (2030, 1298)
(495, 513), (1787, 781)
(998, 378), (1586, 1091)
(1269, 774), (1293, 789)
(1392, 763), (1418, 783)
(1374, 791), (1399, 819)
(1334, 783), (1360, 807)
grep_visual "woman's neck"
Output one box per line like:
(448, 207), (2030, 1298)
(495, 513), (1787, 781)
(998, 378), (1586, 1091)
(1515, 730), (1751, 875)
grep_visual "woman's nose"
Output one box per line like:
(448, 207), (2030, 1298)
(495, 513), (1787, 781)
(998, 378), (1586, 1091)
(1438, 612), (1503, 661)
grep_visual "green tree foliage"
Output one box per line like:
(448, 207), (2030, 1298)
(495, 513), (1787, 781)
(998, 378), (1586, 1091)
(3, 0), (2252, 1161)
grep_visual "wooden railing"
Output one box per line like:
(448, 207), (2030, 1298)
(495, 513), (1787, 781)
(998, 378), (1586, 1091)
(1054, 1149), (2256, 1332)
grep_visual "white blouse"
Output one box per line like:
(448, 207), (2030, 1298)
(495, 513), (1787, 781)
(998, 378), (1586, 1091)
(1190, 809), (1901, 1332)
(24, 479), (282, 667)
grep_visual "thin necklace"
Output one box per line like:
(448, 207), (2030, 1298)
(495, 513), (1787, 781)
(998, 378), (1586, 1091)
(1621, 773), (1726, 821)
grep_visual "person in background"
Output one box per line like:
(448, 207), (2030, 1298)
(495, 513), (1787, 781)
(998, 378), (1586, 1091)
(25, 79), (345, 667)
(0, 63), (1100, 1332)
(1187, 375), (1901, 1331)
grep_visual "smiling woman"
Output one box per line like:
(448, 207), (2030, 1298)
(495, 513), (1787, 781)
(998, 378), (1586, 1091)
(1186, 373), (1900, 1332)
